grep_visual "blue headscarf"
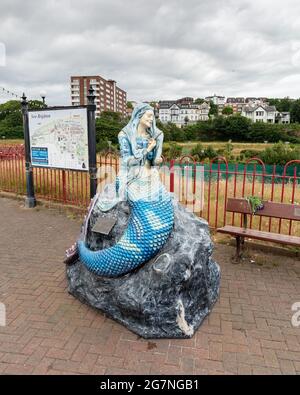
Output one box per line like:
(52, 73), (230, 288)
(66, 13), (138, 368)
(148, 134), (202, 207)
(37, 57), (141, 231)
(122, 102), (161, 141)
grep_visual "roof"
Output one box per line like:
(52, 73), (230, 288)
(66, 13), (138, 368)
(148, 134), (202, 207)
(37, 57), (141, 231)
(226, 97), (245, 103)
(243, 105), (276, 113)
(159, 101), (176, 109)
(205, 95), (225, 99)
(159, 102), (210, 111)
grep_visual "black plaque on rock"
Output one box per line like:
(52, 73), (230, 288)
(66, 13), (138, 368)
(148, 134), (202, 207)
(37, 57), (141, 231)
(91, 217), (117, 236)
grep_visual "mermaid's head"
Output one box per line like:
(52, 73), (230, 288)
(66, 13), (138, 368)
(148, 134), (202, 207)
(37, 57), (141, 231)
(123, 102), (159, 140)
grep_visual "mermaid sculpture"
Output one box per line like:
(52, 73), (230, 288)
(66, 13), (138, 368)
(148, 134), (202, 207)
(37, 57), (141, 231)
(65, 103), (174, 277)
(66, 103), (220, 339)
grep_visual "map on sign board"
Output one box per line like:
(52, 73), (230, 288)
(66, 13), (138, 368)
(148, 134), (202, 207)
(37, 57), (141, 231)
(28, 107), (89, 171)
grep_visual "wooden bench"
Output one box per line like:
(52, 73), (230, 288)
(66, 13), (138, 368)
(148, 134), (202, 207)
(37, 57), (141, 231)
(217, 198), (300, 258)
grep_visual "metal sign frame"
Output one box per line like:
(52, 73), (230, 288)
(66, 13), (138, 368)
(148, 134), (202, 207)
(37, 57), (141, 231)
(28, 105), (89, 172)
(21, 88), (97, 208)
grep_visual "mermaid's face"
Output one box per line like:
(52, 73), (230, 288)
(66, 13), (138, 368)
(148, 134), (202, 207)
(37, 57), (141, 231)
(139, 110), (154, 129)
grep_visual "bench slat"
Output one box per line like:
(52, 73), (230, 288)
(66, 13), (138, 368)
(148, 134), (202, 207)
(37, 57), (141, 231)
(217, 225), (300, 247)
(226, 198), (300, 221)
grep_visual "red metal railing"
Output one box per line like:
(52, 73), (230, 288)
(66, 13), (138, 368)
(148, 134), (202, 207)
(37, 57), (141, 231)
(0, 149), (299, 236)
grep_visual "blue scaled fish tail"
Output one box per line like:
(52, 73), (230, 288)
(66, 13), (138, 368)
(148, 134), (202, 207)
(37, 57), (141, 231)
(78, 185), (174, 277)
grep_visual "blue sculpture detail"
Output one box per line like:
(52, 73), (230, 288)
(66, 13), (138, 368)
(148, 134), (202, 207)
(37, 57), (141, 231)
(77, 103), (174, 277)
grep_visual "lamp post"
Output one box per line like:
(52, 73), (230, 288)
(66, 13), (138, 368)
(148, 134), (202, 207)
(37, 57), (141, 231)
(40, 90), (46, 107)
(21, 93), (36, 208)
(87, 86), (97, 199)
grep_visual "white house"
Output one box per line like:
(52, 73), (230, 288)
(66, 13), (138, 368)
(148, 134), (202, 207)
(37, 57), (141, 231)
(158, 101), (210, 126)
(241, 105), (277, 123)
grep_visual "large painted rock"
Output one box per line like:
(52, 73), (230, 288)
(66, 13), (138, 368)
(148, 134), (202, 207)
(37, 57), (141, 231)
(66, 198), (220, 339)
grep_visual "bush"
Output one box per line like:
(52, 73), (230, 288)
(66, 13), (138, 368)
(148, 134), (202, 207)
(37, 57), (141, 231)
(160, 122), (184, 142)
(191, 143), (205, 160)
(96, 139), (114, 153)
(258, 142), (300, 165)
(239, 149), (261, 161)
(239, 142), (300, 165)
(247, 123), (284, 142)
(190, 143), (218, 161)
(162, 143), (183, 160)
(204, 145), (218, 159)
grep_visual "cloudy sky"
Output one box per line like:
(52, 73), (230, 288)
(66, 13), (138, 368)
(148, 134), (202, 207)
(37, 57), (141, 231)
(1, 0), (300, 105)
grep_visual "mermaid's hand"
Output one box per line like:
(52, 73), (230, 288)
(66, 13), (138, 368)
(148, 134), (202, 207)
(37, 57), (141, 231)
(147, 138), (156, 152)
(154, 157), (163, 165)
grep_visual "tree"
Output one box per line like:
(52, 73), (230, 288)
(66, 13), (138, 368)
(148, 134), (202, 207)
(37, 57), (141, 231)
(290, 99), (300, 123)
(95, 110), (126, 150)
(222, 106), (233, 116)
(268, 97), (293, 112)
(126, 101), (133, 109)
(0, 99), (45, 139)
(208, 101), (218, 117)
(223, 115), (251, 141)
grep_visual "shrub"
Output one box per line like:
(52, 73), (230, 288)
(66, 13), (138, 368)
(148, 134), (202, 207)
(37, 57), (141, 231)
(204, 145), (218, 159)
(191, 143), (205, 160)
(162, 142), (183, 160)
(258, 142), (300, 165)
(239, 149), (261, 161)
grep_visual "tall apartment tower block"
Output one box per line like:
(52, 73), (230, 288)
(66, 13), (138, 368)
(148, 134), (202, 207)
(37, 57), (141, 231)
(70, 75), (127, 117)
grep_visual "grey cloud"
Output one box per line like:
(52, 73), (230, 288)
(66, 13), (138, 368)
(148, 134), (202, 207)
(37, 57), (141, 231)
(0, 0), (300, 105)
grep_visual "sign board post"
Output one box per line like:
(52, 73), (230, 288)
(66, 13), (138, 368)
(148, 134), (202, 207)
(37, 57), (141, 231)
(21, 93), (36, 208)
(87, 87), (97, 199)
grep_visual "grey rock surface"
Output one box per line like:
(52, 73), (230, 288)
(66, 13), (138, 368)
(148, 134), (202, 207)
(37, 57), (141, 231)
(66, 198), (220, 339)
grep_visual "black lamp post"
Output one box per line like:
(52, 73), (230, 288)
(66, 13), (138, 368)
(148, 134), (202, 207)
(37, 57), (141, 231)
(21, 93), (36, 208)
(40, 90), (46, 107)
(87, 86), (97, 199)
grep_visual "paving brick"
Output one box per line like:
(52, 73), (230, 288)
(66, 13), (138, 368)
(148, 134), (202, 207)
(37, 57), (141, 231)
(278, 359), (296, 375)
(276, 350), (300, 362)
(238, 363), (253, 375)
(262, 348), (280, 369)
(209, 342), (223, 361)
(1, 196), (300, 376)
(46, 348), (73, 360)
(260, 339), (288, 351)
(4, 363), (34, 375)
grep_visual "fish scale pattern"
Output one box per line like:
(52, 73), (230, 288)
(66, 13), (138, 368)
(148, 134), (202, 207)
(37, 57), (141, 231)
(78, 184), (174, 277)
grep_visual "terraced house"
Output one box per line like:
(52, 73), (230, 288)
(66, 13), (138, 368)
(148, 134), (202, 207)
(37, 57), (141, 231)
(159, 98), (210, 126)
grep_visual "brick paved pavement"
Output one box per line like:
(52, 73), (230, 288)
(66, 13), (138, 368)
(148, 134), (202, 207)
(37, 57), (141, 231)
(0, 196), (300, 375)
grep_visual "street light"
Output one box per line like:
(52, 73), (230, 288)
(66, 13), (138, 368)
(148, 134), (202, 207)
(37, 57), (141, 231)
(40, 90), (46, 106)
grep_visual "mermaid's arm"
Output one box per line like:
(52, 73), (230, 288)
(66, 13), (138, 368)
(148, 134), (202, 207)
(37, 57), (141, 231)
(152, 130), (164, 164)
